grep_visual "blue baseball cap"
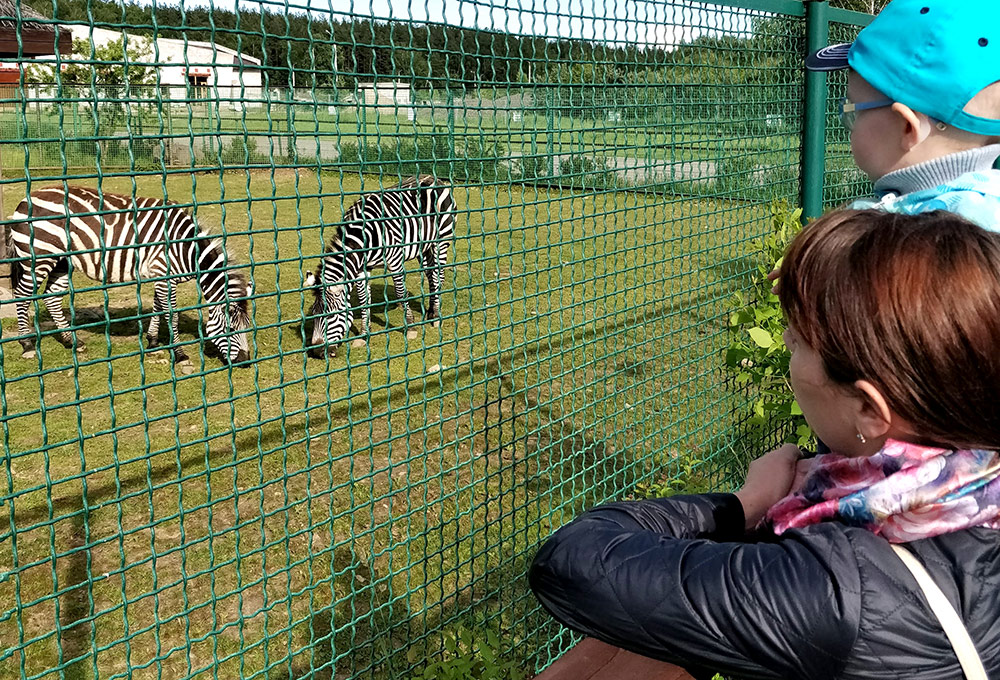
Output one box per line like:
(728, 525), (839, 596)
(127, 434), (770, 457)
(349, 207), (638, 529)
(806, 0), (1000, 136)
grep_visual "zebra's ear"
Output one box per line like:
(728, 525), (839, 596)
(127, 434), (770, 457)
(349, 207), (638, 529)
(305, 271), (318, 288)
(245, 281), (254, 298)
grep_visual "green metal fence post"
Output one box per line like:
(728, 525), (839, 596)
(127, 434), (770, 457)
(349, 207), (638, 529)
(546, 88), (555, 178)
(447, 88), (455, 176)
(286, 86), (295, 160)
(802, 0), (830, 220)
(165, 88), (174, 167)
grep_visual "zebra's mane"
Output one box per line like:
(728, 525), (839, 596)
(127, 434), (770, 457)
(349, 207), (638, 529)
(201, 235), (237, 263)
(395, 174), (449, 189)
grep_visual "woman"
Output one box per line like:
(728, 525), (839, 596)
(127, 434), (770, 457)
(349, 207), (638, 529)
(529, 210), (1000, 679)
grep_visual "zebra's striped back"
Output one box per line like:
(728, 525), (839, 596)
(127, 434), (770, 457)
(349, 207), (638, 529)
(309, 175), (456, 354)
(9, 186), (254, 365)
(10, 186), (200, 284)
(329, 175), (456, 279)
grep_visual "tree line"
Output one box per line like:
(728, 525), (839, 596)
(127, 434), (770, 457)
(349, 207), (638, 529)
(26, 0), (884, 91)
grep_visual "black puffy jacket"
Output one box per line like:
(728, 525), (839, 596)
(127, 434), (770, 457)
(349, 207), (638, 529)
(529, 493), (1000, 679)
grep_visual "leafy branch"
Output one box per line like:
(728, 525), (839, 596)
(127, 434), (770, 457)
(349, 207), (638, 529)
(725, 201), (812, 448)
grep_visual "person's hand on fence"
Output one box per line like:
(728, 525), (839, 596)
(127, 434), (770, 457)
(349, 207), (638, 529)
(767, 266), (781, 294)
(734, 444), (802, 530)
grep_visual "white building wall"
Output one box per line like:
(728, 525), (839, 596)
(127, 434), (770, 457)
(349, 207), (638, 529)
(65, 25), (263, 102)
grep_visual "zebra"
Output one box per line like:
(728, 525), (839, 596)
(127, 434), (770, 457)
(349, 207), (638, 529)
(8, 186), (253, 365)
(305, 175), (456, 357)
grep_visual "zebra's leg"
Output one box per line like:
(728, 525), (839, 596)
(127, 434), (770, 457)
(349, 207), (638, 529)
(390, 269), (417, 339)
(42, 262), (84, 353)
(14, 260), (56, 359)
(150, 280), (188, 364)
(422, 246), (447, 328)
(165, 281), (188, 364)
(351, 274), (370, 349)
(146, 280), (167, 350)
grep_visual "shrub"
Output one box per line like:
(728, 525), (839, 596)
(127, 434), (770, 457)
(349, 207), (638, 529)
(557, 154), (618, 189)
(451, 137), (508, 182)
(415, 626), (524, 680)
(516, 153), (551, 181)
(724, 200), (812, 450)
(335, 134), (508, 181)
(219, 136), (268, 167)
(714, 153), (759, 197)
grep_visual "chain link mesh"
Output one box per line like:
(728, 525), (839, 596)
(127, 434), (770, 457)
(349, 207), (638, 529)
(0, 1), (871, 678)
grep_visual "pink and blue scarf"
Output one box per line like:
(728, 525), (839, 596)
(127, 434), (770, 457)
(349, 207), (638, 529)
(767, 439), (1000, 542)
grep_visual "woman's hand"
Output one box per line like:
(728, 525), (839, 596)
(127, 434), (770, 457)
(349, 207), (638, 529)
(734, 444), (802, 530)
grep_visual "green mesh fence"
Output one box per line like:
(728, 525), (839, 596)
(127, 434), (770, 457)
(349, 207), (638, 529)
(0, 1), (872, 678)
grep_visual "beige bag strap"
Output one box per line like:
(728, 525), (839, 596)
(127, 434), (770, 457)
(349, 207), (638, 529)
(891, 544), (988, 680)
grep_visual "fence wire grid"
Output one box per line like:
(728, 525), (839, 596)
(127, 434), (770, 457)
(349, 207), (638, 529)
(0, 0), (871, 678)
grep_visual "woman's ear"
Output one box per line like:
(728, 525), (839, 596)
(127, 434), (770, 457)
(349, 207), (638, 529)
(892, 102), (933, 150)
(853, 379), (893, 442)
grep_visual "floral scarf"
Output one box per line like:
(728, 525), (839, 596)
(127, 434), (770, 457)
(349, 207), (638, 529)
(767, 439), (1000, 543)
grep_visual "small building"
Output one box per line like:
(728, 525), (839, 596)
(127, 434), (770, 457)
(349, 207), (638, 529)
(357, 81), (413, 117)
(64, 25), (264, 105)
(0, 0), (71, 60)
(0, 0), (71, 287)
(0, 0), (71, 95)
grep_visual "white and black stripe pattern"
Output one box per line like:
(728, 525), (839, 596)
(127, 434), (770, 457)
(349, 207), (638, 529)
(307, 175), (456, 356)
(8, 186), (253, 365)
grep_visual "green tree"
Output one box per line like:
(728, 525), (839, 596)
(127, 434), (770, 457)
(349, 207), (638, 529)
(29, 36), (158, 135)
(829, 0), (889, 12)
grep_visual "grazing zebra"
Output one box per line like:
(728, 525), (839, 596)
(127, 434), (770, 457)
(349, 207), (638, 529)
(306, 175), (456, 357)
(8, 186), (253, 365)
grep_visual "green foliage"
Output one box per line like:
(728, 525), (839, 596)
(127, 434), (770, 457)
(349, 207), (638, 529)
(334, 135), (509, 181)
(557, 155), (618, 189)
(724, 201), (813, 449)
(413, 627), (524, 680)
(219, 136), (269, 167)
(633, 452), (714, 499)
(714, 154), (758, 197)
(27, 36), (162, 143)
(29, 37), (156, 90)
(516, 154), (552, 182)
(830, 0), (888, 11)
(29, 0), (875, 92)
(452, 138), (510, 182)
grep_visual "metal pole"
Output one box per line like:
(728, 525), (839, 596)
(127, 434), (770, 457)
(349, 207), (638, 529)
(446, 89), (455, 179)
(802, 0), (830, 221)
(0, 143), (7, 284)
(546, 88), (555, 178)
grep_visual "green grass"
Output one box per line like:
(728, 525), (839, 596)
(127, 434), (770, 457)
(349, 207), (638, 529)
(0, 170), (768, 679)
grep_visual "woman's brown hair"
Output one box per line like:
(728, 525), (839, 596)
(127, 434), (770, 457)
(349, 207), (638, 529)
(779, 209), (1000, 450)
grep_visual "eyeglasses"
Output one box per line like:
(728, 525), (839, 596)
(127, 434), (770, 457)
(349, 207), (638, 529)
(838, 97), (893, 131)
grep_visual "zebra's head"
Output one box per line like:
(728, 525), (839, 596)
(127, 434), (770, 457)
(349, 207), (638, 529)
(306, 270), (352, 357)
(208, 275), (253, 366)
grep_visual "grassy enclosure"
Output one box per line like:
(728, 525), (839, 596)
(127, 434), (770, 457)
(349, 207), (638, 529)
(0, 170), (764, 678)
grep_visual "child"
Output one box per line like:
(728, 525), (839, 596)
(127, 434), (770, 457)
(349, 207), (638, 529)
(807, 0), (1000, 228)
(802, 0), (1000, 457)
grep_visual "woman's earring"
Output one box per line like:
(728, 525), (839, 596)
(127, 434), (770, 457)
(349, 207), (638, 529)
(857, 432), (867, 444)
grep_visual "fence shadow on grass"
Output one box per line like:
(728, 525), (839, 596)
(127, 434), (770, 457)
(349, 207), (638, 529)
(269, 545), (551, 680)
(57, 495), (94, 680)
